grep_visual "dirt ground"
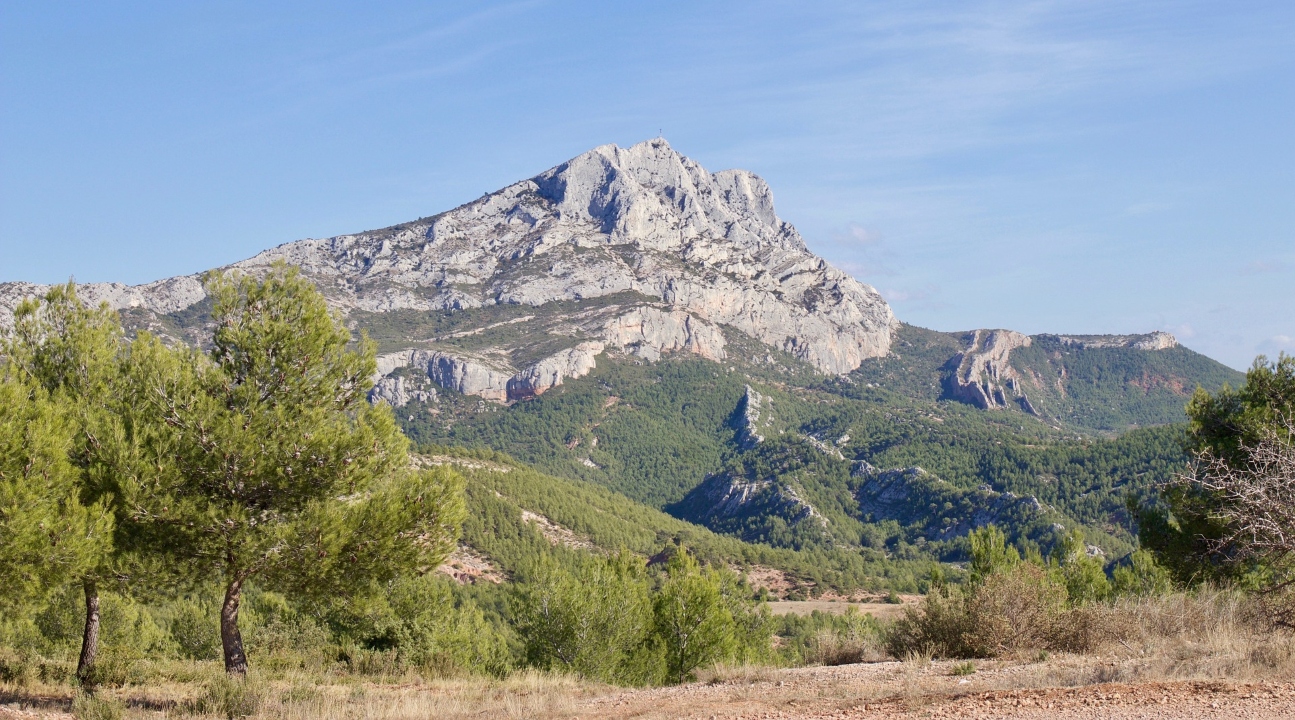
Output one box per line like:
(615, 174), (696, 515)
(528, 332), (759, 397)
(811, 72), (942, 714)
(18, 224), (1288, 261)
(587, 660), (1295, 720)
(4, 657), (1294, 719)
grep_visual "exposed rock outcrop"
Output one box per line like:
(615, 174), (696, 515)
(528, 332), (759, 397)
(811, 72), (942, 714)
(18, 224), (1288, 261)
(599, 307), (726, 362)
(0, 277), (207, 333)
(376, 350), (513, 402)
(1055, 331), (1178, 351)
(369, 374), (438, 407)
(854, 466), (933, 517)
(735, 385), (774, 450)
(938, 327), (1184, 416)
(375, 343), (604, 404)
(506, 341), (604, 400)
(800, 434), (845, 460)
(948, 329), (1035, 411)
(682, 473), (826, 528)
(1, 139), (897, 402)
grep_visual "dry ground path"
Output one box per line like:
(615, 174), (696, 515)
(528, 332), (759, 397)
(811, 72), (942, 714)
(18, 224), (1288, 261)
(587, 659), (1295, 720)
(3, 658), (1293, 718)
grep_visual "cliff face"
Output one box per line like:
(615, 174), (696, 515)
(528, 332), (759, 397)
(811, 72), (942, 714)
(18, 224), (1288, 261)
(1, 139), (896, 404)
(940, 328), (1188, 421)
(949, 329), (1035, 411)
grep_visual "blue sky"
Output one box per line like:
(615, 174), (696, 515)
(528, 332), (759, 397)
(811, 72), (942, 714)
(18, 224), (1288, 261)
(2, 1), (1292, 370)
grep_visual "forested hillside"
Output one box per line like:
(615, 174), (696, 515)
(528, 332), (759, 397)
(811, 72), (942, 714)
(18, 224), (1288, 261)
(432, 447), (938, 596)
(852, 324), (1241, 431)
(397, 332), (1219, 566)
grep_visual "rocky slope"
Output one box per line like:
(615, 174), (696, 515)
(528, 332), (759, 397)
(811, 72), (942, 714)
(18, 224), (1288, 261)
(0, 139), (895, 403)
(948, 329), (1035, 411)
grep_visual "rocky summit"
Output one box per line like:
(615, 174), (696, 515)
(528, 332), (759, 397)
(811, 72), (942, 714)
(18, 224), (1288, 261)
(0, 139), (896, 402)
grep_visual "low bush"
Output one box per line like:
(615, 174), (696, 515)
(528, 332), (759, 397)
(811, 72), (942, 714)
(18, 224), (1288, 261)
(805, 628), (870, 666)
(889, 526), (1127, 659)
(193, 675), (265, 720)
(790, 608), (885, 666)
(71, 693), (124, 720)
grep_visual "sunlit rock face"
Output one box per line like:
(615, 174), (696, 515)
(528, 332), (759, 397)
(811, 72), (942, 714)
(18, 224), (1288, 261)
(0, 139), (898, 402)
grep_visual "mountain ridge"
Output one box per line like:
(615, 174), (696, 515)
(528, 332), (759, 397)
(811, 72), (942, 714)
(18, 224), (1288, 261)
(0, 139), (1214, 414)
(1, 139), (897, 397)
(0, 139), (1245, 571)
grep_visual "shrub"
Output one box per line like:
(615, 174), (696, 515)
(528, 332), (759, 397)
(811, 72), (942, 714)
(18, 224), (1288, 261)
(964, 563), (1070, 655)
(196, 675), (264, 719)
(887, 583), (977, 659)
(888, 561), (1087, 659)
(796, 608), (884, 666)
(1111, 550), (1174, 597)
(169, 599), (221, 661)
(35, 585), (173, 658)
(382, 575), (511, 678)
(805, 628), (866, 666)
(78, 646), (140, 689)
(1051, 530), (1111, 604)
(514, 552), (656, 685)
(240, 591), (334, 673)
(71, 693), (124, 720)
(0, 647), (36, 685)
(653, 549), (738, 684)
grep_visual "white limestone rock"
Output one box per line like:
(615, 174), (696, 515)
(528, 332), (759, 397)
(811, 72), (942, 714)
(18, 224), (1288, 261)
(0, 138), (898, 398)
(1057, 331), (1178, 351)
(598, 307), (726, 362)
(949, 329), (1034, 411)
(0, 275), (206, 330)
(735, 385), (773, 450)
(369, 374), (438, 407)
(507, 341), (604, 400)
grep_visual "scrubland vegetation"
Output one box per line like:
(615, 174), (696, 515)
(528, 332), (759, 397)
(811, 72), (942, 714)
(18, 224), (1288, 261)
(4, 266), (1295, 718)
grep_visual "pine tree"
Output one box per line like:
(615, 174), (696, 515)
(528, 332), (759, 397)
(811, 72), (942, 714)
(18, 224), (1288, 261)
(1140, 354), (1295, 585)
(2, 284), (120, 683)
(513, 551), (655, 684)
(117, 263), (464, 674)
(0, 374), (110, 612)
(652, 548), (737, 684)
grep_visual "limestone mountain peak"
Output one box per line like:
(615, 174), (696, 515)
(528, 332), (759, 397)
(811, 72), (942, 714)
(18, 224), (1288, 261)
(1, 139), (896, 401)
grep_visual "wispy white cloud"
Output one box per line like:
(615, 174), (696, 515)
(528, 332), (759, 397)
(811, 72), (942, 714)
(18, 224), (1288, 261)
(1257, 334), (1295, 358)
(825, 223), (898, 277)
(676, 0), (1292, 167)
(1241, 259), (1290, 275)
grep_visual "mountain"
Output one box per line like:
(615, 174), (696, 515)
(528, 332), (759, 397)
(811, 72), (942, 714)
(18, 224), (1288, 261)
(0, 139), (1245, 575)
(2, 139), (893, 401)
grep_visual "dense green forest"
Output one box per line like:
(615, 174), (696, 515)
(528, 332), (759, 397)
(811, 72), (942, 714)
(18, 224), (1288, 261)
(438, 445), (941, 594)
(395, 332), (1222, 565)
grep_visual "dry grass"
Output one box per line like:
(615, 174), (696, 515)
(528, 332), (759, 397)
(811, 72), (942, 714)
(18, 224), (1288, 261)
(803, 627), (889, 666)
(2, 670), (609, 720)
(900, 587), (1295, 695)
(5, 590), (1295, 720)
(244, 671), (602, 720)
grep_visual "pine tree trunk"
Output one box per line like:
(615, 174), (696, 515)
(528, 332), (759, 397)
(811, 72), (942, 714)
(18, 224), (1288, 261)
(75, 579), (100, 687)
(221, 577), (248, 675)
